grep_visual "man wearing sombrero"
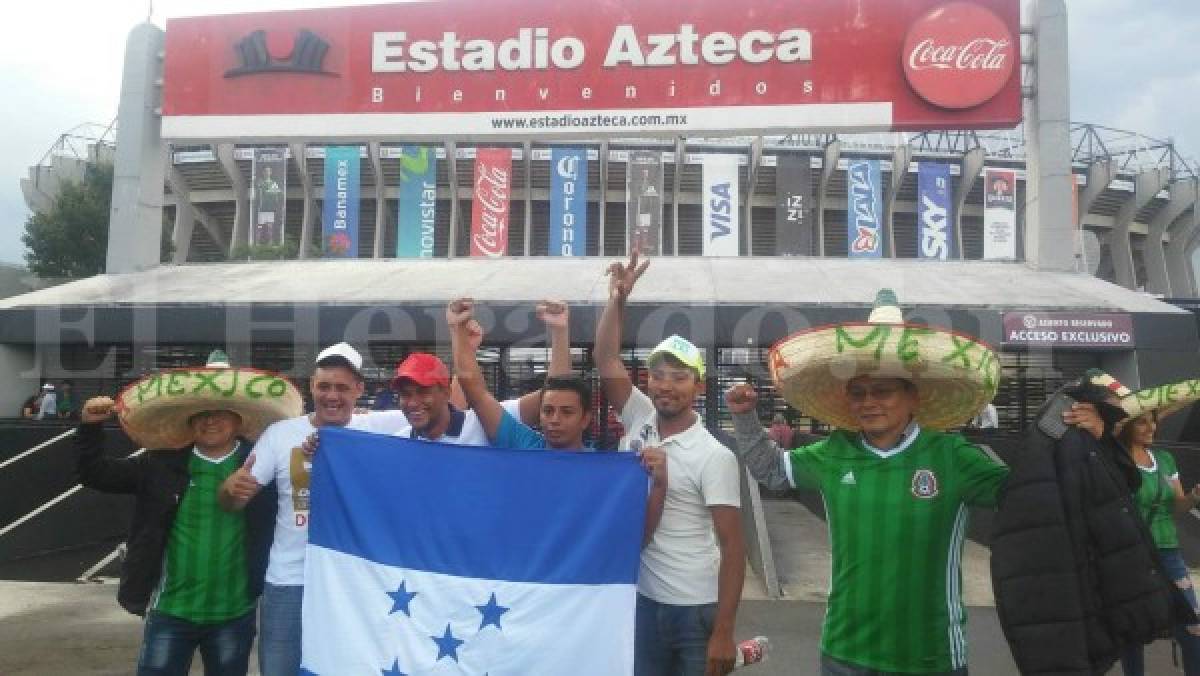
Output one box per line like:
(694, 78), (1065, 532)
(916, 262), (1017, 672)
(75, 350), (302, 676)
(726, 289), (1008, 675)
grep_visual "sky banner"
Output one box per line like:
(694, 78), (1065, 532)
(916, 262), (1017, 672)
(917, 162), (953, 260)
(847, 159), (883, 258)
(251, 147), (287, 247)
(702, 155), (740, 256)
(470, 148), (514, 257)
(396, 146), (438, 258)
(320, 146), (360, 257)
(775, 154), (812, 255)
(549, 148), (588, 256)
(162, 0), (1020, 139)
(983, 167), (1017, 260)
(301, 427), (645, 675)
(626, 151), (663, 255)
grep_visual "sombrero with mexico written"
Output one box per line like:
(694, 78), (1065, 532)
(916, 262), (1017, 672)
(768, 289), (1001, 431)
(115, 350), (304, 449)
(1118, 376), (1200, 429)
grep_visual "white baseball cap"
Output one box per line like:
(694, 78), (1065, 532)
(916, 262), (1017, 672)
(315, 342), (363, 373)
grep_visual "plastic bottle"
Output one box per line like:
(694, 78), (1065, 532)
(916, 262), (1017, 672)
(734, 636), (769, 668)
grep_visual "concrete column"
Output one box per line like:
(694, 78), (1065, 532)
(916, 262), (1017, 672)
(955, 147), (985, 260)
(445, 141), (459, 258)
(885, 144), (912, 258)
(523, 141), (533, 256)
(815, 140), (842, 256)
(1169, 208), (1200, 296)
(290, 143), (313, 259)
(170, 200), (195, 264)
(672, 138), (686, 256)
(106, 22), (166, 274)
(216, 144), (248, 255)
(1110, 168), (1168, 289)
(1023, 0), (1075, 271)
(745, 137), (763, 255)
(370, 142), (385, 258)
(1144, 179), (1197, 295)
(598, 141), (609, 256)
(1078, 159), (1115, 217)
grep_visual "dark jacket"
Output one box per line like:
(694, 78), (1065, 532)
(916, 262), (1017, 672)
(75, 422), (276, 616)
(991, 400), (1190, 674)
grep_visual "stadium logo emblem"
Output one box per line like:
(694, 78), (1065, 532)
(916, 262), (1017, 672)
(901, 2), (1015, 110)
(225, 29), (337, 78)
(911, 469), (939, 499)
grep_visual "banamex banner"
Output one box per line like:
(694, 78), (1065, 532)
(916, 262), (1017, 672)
(917, 161), (953, 259)
(396, 146), (438, 258)
(702, 155), (739, 256)
(321, 146), (360, 257)
(847, 159), (883, 258)
(470, 148), (513, 257)
(160, 0), (1020, 140)
(549, 148), (587, 256)
(983, 167), (1017, 260)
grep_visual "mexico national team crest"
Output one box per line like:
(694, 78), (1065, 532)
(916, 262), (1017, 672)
(911, 469), (939, 499)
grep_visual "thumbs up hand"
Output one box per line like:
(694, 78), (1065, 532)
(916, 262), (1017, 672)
(227, 453), (261, 503)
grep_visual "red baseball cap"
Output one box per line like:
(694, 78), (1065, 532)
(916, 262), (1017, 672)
(391, 353), (450, 389)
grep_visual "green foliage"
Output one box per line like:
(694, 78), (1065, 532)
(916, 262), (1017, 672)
(22, 163), (113, 278)
(228, 241), (320, 261)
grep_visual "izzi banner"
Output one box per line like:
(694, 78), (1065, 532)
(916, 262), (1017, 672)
(251, 147), (287, 246)
(983, 167), (1017, 260)
(702, 155), (739, 256)
(626, 151), (663, 255)
(396, 146), (438, 258)
(321, 146), (360, 257)
(917, 162), (953, 260)
(549, 148), (588, 256)
(775, 154), (812, 255)
(470, 148), (514, 257)
(847, 159), (883, 258)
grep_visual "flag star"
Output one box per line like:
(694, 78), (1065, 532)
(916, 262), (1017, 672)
(431, 623), (465, 662)
(475, 592), (510, 630)
(380, 658), (407, 676)
(387, 581), (418, 617)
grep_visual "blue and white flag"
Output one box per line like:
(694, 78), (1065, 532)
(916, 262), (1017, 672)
(301, 427), (646, 676)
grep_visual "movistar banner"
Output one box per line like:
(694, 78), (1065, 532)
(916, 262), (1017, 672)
(321, 146), (359, 257)
(847, 159), (883, 258)
(702, 155), (740, 256)
(917, 162), (953, 260)
(397, 146), (438, 258)
(549, 148), (587, 256)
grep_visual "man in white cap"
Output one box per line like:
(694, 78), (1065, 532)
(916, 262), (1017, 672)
(36, 383), (56, 420)
(219, 342), (409, 676)
(595, 251), (745, 676)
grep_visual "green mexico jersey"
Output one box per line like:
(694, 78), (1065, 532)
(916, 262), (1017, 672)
(153, 448), (253, 623)
(1134, 449), (1179, 549)
(788, 428), (1008, 673)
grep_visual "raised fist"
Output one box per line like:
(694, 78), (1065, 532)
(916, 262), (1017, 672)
(724, 383), (758, 415)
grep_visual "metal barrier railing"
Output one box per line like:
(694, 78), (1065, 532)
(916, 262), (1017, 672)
(0, 429), (77, 472)
(0, 448), (145, 539)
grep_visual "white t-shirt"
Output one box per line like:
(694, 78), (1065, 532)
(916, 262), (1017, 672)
(251, 411), (410, 586)
(390, 400), (521, 445)
(619, 388), (741, 605)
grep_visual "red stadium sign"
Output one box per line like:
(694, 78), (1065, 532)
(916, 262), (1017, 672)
(160, 0), (1020, 140)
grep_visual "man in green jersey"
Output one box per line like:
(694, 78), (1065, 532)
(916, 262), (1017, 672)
(726, 290), (1008, 675)
(76, 351), (301, 675)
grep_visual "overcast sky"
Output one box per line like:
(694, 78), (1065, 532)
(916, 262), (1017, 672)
(0, 0), (1196, 268)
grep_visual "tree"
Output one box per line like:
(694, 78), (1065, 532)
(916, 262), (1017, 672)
(22, 163), (112, 279)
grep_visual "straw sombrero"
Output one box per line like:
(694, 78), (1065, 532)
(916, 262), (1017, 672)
(768, 289), (1001, 431)
(115, 350), (304, 449)
(1119, 378), (1200, 427)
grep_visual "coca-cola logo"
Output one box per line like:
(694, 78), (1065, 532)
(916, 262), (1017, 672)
(471, 156), (511, 257)
(902, 2), (1015, 110)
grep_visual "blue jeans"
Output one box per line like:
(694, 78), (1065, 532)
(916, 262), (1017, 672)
(136, 610), (255, 676)
(1121, 548), (1200, 676)
(820, 654), (967, 675)
(259, 583), (304, 676)
(635, 593), (717, 676)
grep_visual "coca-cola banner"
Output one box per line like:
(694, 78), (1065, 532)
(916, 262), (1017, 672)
(702, 155), (740, 257)
(775, 154), (812, 255)
(470, 148), (513, 258)
(161, 0), (1020, 140)
(983, 167), (1017, 260)
(847, 159), (883, 258)
(251, 148), (287, 247)
(917, 162), (953, 260)
(626, 151), (664, 255)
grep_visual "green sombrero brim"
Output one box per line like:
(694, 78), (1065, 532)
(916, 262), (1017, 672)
(116, 368), (304, 449)
(769, 322), (1001, 431)
(1121, 379), (1200, 424)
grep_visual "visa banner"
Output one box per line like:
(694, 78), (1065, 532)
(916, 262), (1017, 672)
(396, 146), (437, 258)
(847, 159), (883, 258)
(702, 155), (740, 256)
(321, 146), (359, 257)
(549, 148), (587, 256)
(917, 162), (953, 260)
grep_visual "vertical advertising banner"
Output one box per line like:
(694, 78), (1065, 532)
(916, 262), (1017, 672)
(251, 148), (287, 246)
(321, 146), (360, 258)
(775, 154), (813, 256)
(847, 159), (883, 258)
(396, 146), (438, 258)
(470, 148), (513, 258)
(626, 151), (663, 255)
(549, 148), (588, 256)
(917, 162), (953, 260)
(702, 155), (740, 257)
(983, 168), (1017, 260)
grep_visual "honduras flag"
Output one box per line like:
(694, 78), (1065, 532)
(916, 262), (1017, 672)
(301, 427), (647, 675)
